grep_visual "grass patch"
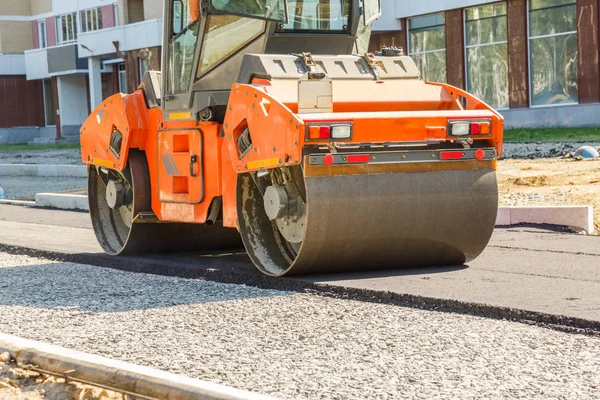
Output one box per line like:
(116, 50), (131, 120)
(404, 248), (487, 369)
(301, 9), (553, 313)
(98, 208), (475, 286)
(0, 143), (80, 151)
(504, 127), (600, 142)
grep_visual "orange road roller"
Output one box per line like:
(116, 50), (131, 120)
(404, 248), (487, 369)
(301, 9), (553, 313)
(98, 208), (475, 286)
(80, 0), (503, 276)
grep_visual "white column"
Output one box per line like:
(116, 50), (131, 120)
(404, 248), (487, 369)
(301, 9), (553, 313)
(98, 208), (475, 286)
(88, 56), (103, 110)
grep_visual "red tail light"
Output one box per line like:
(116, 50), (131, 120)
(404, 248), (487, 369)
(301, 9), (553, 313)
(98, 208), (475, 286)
(319, 126), (331, 139)
(440, 151), (464, 160)
(470, 123), (481, 135)
(347, 154), (370, 163)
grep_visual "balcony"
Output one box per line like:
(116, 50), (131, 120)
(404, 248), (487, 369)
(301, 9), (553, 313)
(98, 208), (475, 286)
(24, 44), (88, 80)
(77, 19), (163, 57)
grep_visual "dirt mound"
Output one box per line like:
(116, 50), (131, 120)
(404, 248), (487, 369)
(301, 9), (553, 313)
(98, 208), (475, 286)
(512, 175), (548, 187)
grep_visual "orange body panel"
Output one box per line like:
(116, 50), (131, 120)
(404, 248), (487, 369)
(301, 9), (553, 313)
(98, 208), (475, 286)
(81, 76), (503, 230)
(81, 91), (234, 226)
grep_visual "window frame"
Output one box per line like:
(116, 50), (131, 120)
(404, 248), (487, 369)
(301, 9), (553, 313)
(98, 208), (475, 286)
(55, 12), (78, 44)
(114, 4), (120, 26)
(526, 0), (579, 108)
(407, 13), (447, 83)
(139, 57), (150, 84)
(463, 2), (509, 110)
(79, 7), (103, 33)
(37, 20), (47, 48)
(118, 63), (127, 94)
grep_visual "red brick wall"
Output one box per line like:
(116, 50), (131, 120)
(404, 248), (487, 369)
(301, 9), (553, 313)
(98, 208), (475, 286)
(507, 0), (529, 108)
(0, 76), (45, 128)
(445, 9), (465, 89)
(577, 0), (600, 103)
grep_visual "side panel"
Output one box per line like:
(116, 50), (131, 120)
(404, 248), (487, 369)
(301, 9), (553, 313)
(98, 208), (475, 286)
(149, 121), (225, 224)
(157, 129), (204, 204)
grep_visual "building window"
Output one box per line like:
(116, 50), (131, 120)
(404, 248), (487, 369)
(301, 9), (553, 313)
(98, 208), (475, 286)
(118, 63), (127, 93)
(114, 5), (120, 26)
(55, 12), (77, 44)
(80, 7), (103, 33)
(528, 0), (578, 106)
(408, 13), (446, 83)
(139, 57), (149, 83)
(464, 3), (508, 109)
(38, 21), (47, 48)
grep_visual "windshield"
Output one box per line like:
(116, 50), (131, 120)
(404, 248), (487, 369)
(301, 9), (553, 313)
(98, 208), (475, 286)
(211, 0), (287, 22)
(277, 0), (351, 32)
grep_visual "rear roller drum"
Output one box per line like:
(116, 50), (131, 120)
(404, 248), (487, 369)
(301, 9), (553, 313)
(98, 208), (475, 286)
(237, 164), (498, 276)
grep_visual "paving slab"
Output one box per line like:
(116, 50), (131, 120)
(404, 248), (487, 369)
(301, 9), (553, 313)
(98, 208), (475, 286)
(0, 204), (599, 323)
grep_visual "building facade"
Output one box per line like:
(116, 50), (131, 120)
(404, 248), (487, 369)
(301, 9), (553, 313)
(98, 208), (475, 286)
(371, 0), (600, 128)
(0, 0), (163, 143)
(2, 0), (599, 138)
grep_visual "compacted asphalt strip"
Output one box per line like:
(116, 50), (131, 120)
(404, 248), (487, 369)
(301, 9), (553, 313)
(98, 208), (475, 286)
(1, 204), (599, 330)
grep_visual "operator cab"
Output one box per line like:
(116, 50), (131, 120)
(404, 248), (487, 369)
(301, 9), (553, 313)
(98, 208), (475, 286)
(155, 0), (380, 120)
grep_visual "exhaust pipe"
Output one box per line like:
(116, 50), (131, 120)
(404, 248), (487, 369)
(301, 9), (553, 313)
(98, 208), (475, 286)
(206, 197), (222, 226)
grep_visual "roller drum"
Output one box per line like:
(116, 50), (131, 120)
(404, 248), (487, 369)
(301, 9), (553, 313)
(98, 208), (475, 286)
(88, 150), (241, 256)
(238, 167), (498, 276)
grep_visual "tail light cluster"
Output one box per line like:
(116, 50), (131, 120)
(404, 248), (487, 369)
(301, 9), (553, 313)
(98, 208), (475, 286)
(448, 120), (491, 137)
(307, 123), (353, 140)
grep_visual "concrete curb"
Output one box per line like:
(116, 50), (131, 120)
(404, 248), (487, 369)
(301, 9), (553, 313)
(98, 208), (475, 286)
(496, 206), (594, 234)
(0, 164), (86, 177)
(35, 193), (89, 211)
(0, 333), (275, 400)
(0, 199), (37, 207)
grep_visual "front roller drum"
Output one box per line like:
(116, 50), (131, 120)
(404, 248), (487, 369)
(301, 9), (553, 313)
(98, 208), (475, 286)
(237, 167), (498, 276)
(88, 150), (241, 255)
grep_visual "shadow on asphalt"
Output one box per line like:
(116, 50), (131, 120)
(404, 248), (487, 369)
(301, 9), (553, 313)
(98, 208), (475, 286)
(299, 264), (469, 283)
(0, 261), (291, 313)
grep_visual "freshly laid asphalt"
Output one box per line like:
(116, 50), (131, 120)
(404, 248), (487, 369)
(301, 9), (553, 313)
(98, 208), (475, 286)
(0, 204), (599, 328)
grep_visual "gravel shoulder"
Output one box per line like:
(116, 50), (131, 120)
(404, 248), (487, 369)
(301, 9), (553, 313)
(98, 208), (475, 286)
(0, 150), (81, 166)
(2, 253), (600, 399)
(0, 177), (87, 200)
(498, 158), (600, 232)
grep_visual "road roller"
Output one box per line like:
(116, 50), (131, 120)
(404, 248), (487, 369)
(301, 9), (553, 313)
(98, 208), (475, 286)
(80, 0), (504, 276)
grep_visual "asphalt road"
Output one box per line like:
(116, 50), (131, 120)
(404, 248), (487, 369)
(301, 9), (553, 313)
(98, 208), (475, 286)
(0, 204), (599, 325)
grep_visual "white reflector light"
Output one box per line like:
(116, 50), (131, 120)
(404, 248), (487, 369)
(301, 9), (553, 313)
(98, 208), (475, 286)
(331, 125), (352, 139)
(450, 122), (470, 136)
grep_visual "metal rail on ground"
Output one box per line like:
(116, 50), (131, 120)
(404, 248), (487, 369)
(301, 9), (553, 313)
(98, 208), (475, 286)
(0, 333), (276, 400)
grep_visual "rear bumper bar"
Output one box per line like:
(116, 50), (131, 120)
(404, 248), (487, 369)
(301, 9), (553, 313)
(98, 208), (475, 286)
(307, 147), (496, 166)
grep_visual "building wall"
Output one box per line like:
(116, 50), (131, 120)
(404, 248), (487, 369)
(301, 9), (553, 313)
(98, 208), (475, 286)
(30, 0), (52, 15)
(0, 75), (44, 128)
(128, 0), (145, 23)
(144, 0), (163, 21)
(0, 21), (34, 54)
(577, 0), (600, 103)
(0, 1), (32, 16)
(51, 0), (116, 16)
(506, 0), (528, 108)
(371, 0), (600, 128)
